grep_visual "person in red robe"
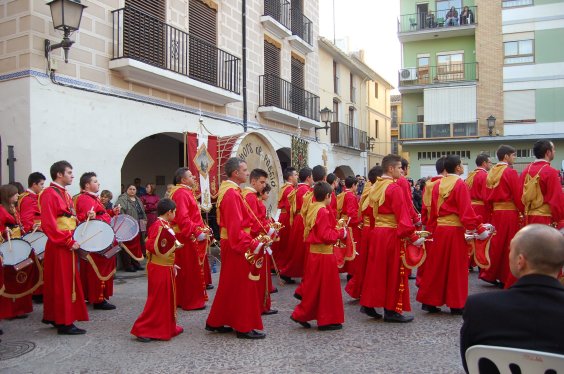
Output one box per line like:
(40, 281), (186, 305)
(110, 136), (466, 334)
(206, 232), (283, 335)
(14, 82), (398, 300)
(359, 155), (423, 323)
(205, 157), (265, 339)
(417, 155), (489, 314)
(336, 176), (361, 275)
(242, 169), (278, 316)
(257, 184), (278, 295)
(18, 172), (46, 304)
(280, 167), (313, 284)
(345, 165), (383, 299)
(170, 167), (210, 311)
(270, 167), (297, 272)
(75, 172), (120, 310)
(326, 173), (339, 218)
(291, 181), (348, 330)
(131, 198), (184, 342)
(39, 160), (88, 335)
(480, 145), (524, 289)
(520, 140), (564, 229)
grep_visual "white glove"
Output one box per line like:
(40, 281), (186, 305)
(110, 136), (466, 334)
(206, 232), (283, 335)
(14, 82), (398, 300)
(342, 228), (347, 239)
(464, 230), (475, 242)
(412, 237), (425, 247)
(265, 246), (272, 255)
(253, 242), (264, 255)
(476, 230), (490, 241)
(267, 227), (275, 237)
(196, 232), (206, 241)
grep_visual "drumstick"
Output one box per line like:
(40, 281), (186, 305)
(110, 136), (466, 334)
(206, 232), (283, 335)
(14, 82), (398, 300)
(6, 230), (12, 252)
(30, 224), (40, 236)
(81, 206), (95, 235)
(79, 230), (103, 247)
(113, 216), (127, 235)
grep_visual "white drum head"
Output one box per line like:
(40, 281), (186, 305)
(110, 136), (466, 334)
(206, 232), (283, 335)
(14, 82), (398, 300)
(111, 214), (139, 242)
(22, 232), (48, 256)
(0, 239), (33, 266)
(73, 220), (115, 252)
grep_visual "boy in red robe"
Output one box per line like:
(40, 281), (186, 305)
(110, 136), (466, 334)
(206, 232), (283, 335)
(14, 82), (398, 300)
(170, 167), (210, 311)
(465, 154), (492, 223)
(131, 198), (184, 342)
(291, 181), (347, 330)
(75, 172), (120, 310)
(39, 160), (88, 335)
(336, 176), (361, 275)
(271, 167), (297, 271)
(326, 173), (339, 218)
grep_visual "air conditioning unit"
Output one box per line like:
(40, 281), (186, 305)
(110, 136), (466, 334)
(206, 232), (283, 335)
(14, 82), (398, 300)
(399, 68), (417, 81)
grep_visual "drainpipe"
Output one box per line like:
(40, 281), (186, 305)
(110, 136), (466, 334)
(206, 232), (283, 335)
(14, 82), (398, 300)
(242, 0), (248, 132)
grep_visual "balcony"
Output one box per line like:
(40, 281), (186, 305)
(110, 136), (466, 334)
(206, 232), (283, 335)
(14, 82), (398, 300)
(109, 6), (241, 106)
(330, 122), (367, 151)
(399, 121), (478, 141)
(258, 74), (320, 128)
(398, 62), (478, 92)
(287, 7), (314, 54)
(398, 6), (477, 42)
(261, 0), (292, 39)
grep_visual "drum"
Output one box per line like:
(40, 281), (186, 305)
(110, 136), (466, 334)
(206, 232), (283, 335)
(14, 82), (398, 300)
(22, 231), (48, 260)
(0, 238), (33, 270)
(111, 214), (139, 242)
(73, 220), (115, 253)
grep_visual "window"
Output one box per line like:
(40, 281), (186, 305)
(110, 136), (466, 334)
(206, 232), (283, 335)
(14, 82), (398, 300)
(391, 106), (398, 129)
(417, 55), (430, 84)
(436, 52), (464, 81)
(333, 60), (339, 94)
(374, 119), (379, 138)
(348, 107), (355, 127)
(516, 149), (533, 158)
(374, 82), (378, 99)
(504, 90), (535, 122)
(391, 136), (398, 155)
(332, 99), (339, 122)
(436, 0), (461, 20)
(503, 0), (533, 7)
(504, 40), (534, 64)
(350, 73), (356, 103)
(417, 150), (470, 160)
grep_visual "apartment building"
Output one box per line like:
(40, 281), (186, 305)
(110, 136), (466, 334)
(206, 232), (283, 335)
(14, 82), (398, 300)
(390, 94), (403, 157)
(0, 0), (323, 202)
(397, 0), (564, 180)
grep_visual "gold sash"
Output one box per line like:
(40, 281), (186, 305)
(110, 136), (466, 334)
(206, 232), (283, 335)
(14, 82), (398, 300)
(220, 227), (250, 239)
(437, 214), (462, 227)
(471, 200), (485, 206)
(147, 253), (175, 267)
(309, 243), (333, 255)
(172, 225), (180, 233)
(375, 214), (397, 228)
(486, 164), (508, 189)
(363, 216), (371, 226)
(492, 201), (517, 211)
(527, 203), (551, 217)
(303, 202), (325, 240)
(56, 216), (77, 231)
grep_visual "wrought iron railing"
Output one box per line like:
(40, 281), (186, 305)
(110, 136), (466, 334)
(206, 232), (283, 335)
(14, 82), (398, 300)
(111, 6), (240, 94)
(259, 74), (320, 121)
(264, 0), (291, 30)
(330, 122), (367, 151)
(290, 6), (313, 45)
(398, 62), (478, 88)
(398, 6), (477, 33)
(399, 121), (478, 140)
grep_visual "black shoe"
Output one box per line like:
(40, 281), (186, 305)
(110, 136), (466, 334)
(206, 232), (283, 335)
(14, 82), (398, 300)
(293, 292), (302, 301)
(468, 266), (475, 272)
(42, 319), (56, 327)
(290, 316), (311, 329)
(93, 300), (116, 310)
(134, 265), (144, 271)
(360, 306), (382, 319)
(32, 294), (44, 304)
(57, 324), (86, 335)
(280, 275), (295, 284)
(190, 305), (206, 311)
(408, 274), (416, 280)
(422, 304), (441, 313)
(0, 329), (3, 335)
(480, 278), (498, 286)
(496, 282), (504, 289)
(125, 267), (137, 273)
(236, 330), (266, 339)
(318, 324), (343, 331)
(262, 309), (278, 316)
(206, 284), (214, 290)
(384, 310), (414, 323)
(270, 288), (278, 294)
(346, 274), (353, 281)
(450, 308), (464, 315)
(205, 324), (233, 333)
(136, 336), (152, 343)
(8, 314), (28, 320)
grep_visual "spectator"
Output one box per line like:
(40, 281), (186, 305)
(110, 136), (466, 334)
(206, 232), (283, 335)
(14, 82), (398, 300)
(134, 178), (147, 197)
(8, 181), (24, 194)
(459, 6), (474, 25)
(100, 190), (114, 210)
(445, 6), (459, 26)
(426, 11), (437, 28)
(141, 183), (159, 229)
(460, 224), (564, 373)
(357, 176), (366, 196)
(412, 183), (422, 213)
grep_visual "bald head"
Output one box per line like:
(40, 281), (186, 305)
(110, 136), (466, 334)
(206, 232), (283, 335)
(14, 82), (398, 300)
(509, 224), (564, 278)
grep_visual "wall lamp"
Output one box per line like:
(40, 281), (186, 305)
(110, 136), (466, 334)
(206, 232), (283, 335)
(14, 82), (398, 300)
(487, 115), (496, 136)
(44, 0), (87, 63)
(315, 107), (333, 138)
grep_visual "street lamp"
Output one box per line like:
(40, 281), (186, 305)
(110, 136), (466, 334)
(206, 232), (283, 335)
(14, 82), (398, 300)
(44, 0), (87, 64)
(368, 136), (376, 152)
(487, 115), (496, 136)
(315, 107), (333, 138)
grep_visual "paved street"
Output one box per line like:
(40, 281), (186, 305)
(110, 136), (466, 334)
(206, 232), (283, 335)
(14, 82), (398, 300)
(0, 265), (496, 373)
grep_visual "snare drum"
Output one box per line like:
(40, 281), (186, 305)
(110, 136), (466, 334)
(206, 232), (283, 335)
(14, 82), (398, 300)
(111, 214), (139, 242)
(0, 239), (34, 270)
(22, 232), (48, 260)
(73, 220), (116, 253)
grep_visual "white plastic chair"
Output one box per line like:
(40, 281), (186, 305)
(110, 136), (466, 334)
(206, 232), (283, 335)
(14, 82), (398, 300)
(466, 345), (564, 374)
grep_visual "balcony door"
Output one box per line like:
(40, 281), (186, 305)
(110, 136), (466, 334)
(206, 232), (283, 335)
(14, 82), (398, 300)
(189, 0), (218, 86)
(291, 0), (304, 39)
(416, 3), (428, 30)
(123, 0), (166, 68)
(436, 52), (464, 82)
(436, 0), (461, 21)
(291, 56), (305, 116)
(264, 40), (281, 107)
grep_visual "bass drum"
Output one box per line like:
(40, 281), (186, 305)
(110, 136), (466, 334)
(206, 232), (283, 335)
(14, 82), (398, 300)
(22, 231), (48, 260)
(111, 214), (139, 242)
(73, 220), (115, 253)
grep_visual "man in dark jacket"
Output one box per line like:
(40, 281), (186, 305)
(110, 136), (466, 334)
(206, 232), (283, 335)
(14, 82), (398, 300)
(460, 224), (564, 373)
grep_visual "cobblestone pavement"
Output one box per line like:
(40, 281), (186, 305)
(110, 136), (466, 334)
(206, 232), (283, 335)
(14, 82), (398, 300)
(0, 267), (496, 373)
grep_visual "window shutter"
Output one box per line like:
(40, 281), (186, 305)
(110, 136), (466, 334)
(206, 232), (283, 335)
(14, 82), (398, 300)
(264, 40), (281, 77)
(291, 56), (305, 116)
(189, 0), (217, 45)
(123, 0), (166, 68)
(264, 40), (281, 107)
(189, 0), (218, 86)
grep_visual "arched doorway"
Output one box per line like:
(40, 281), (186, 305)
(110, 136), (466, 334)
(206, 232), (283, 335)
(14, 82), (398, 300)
(276, 147), (291, 171)
(121, 132), (184, 196)
(333, 165), (355, 181)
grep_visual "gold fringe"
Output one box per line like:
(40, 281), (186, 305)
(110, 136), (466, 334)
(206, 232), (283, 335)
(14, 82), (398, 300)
(85, 254), (116, 282)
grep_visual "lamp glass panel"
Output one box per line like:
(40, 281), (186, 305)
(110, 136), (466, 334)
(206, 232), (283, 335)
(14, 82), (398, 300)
(49, 0), (64, 29)
(62, 0), (85, 30)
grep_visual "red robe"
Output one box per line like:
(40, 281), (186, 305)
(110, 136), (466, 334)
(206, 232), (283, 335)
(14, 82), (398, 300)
(520, 160), (564, 229)
(18, 190), (44, 297)
(292, 204), (345, 326)
(416, 175), (482, 309)
(75, 192), (116, 304)
(480, 163), (523, 288)
(270, 183), (294, 270)
(465, 168), (490, 223)
(281, 183), (312, 278)
(329, 190), (338, 218)
(39, 183), (88, 325)
(338, 188), (361, 274)
(397, 176), (420, 220)
(170, 184), (208, 311)
(360, 177), (415, 313)
(206, 181), (263, 333)
(131, 218), (183, 340)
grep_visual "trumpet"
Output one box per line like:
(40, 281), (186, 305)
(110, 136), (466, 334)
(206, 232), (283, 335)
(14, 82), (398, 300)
(335, 218), (349, 249)
(244, 233), (273, 264)
(270, 221), (284, 232)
